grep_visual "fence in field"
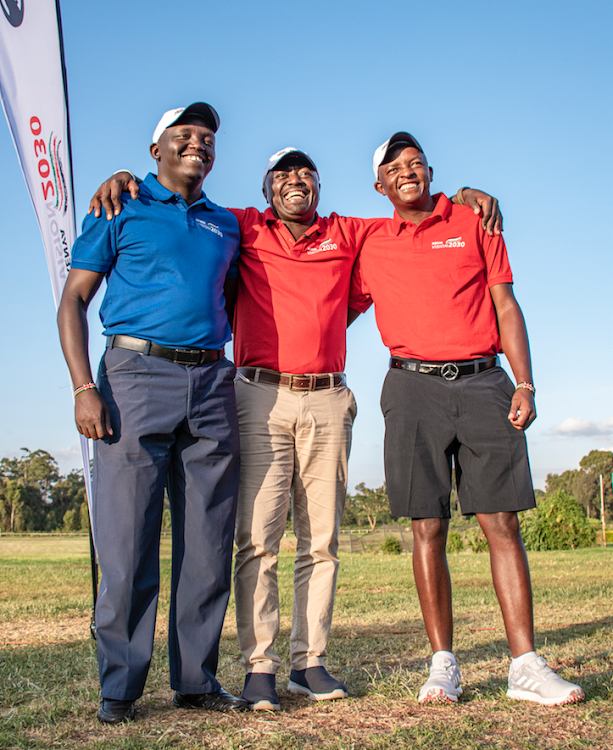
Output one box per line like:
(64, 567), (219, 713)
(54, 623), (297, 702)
(338, 524), (413, 553)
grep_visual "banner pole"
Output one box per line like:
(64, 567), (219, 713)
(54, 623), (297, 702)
(0, 0), (98, 634)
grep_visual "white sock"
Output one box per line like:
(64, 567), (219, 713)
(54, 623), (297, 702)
(432, 650), (456, 667)
(511, 651), (537, 669)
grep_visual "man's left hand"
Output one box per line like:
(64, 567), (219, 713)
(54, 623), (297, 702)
(463, 188), (503, 236)
(508, 389), (536, 431)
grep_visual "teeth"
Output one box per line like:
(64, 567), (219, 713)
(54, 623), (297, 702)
(286, 191), (305, 199)
(184, 155), (204, 163)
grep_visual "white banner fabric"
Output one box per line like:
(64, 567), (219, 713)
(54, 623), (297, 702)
(0, 1), (93, 534)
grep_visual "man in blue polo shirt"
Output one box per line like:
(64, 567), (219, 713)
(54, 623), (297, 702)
(57, 102), (246, 723)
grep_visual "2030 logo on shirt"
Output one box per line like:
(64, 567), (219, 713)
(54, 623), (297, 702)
(432, 236), (465, 249)
(194, 218), (223, 237)
(307, 238), (338, 255)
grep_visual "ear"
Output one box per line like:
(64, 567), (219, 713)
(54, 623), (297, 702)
(262, 175), (272, 205)
(429, 166), (434, 181)
(150, 143), (161, 161)
(374, 181), (387, 196)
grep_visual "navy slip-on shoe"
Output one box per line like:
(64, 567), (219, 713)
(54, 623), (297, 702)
(288, 666), (348, 701)
(241, 672), (280, 711)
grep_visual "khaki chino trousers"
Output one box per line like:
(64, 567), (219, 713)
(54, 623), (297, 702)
(234, 376), (357, 673)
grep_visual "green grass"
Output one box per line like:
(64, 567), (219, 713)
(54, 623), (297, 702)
(0, 538), (612, 749)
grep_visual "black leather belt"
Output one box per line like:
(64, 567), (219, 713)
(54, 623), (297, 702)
(238, 367), (345, 391)
(107, 335), (222, 366)
(390, 355), (498, 381)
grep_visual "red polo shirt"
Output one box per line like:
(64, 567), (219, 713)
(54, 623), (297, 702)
(354, 194), (513, 361)
(229, 207), (379, 374)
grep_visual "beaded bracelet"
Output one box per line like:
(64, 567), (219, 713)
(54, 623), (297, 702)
(74, 382), (97, 397)
(515, 382), (536, 395)
(455, 187), (471, 206)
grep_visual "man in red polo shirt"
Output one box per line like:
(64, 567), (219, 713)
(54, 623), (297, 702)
(88, 151), (502, 710)
(355, 132), (585, 707)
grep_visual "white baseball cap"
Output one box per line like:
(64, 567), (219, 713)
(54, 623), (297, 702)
(152, 102), (220, 144)
(262, 147), (318, 187)
(372, 132), (423, 179)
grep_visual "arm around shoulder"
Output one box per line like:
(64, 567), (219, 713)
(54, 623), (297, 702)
(88, 170), (140, 220)
(452, 187), (503, 237)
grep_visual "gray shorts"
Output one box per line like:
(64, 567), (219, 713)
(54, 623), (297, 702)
(381, 366), (535, 519)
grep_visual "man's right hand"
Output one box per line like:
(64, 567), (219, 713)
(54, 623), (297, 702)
(75, 389), (113, 440)
(88, 171), (139, 220)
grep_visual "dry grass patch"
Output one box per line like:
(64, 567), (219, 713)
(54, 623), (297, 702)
(0, 539), (611, 749)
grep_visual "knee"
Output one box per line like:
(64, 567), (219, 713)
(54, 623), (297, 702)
(478, 512), (520, 544)
(412, 518), (448, 547)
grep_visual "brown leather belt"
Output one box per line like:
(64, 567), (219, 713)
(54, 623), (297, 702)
(390, 355), (498, 381)
(238, 367), (345, 391)
(107, 334), (222, 366)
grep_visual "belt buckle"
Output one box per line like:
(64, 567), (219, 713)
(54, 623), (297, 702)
(174, 348), (200, 365)
(441, 362), (459, 381)
(288, 373), (314, 390)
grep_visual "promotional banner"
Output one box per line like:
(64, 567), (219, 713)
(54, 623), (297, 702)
(0, 2), (94, 548)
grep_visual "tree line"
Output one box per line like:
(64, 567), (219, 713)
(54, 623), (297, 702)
(1, 447), (610, 534)
(343, 449), (613, 530)
(544, 449), (612, 519)
(0, 449), (87, 532)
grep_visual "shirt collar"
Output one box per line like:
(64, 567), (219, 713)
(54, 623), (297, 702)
(142, 172), (212, 209)
(263, 206), (324, 238)
(391, 192), (451, 234)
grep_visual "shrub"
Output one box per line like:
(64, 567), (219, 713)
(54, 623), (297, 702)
(447, 531), (464, 553)
(520, 490), (596, 551)
(380, 536), (402, 554)
(62, 508), (78, 532)
(467, 528), (489, 553)
(162, 508), (172, 530)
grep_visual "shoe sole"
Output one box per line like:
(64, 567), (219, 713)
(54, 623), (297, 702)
(506, 688), (585, 706)
(287, 680), (347, 701)
(418, 688), (461, 704)
(246, 699), (281, 711)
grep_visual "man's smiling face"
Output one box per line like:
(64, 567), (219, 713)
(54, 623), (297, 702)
(375, 146), (433, 214)
(263, 159), (320, 225)
(151, 115), (216, 186)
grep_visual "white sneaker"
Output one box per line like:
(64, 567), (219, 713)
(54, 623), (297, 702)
(507, 656), (585, 706)
(418, 658), (462, 704)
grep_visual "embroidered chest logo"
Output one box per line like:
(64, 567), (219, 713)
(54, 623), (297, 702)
(306, 238), (338, 255)
(194, 218), (223, 237)
(431, 236), (465, 249)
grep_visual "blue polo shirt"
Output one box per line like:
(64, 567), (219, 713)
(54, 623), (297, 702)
(71, 173), (240, 350)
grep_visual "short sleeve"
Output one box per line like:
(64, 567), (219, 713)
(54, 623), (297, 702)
(482, 231), (513, 288)
(70, 206), (120, 273)
(348, 252), (373, 313)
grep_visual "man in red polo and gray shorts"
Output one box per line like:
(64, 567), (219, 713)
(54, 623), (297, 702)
(354, 131), (585, 706)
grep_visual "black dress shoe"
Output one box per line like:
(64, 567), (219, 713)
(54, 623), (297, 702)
(173, 687), (248, 712)
(97, 698), (135, 723)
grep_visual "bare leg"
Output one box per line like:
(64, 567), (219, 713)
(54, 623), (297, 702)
(412, 518), (453, 653)
(477, 512), (534, 657)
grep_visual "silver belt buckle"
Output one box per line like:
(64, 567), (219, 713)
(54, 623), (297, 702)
(441, 362), (460, 381)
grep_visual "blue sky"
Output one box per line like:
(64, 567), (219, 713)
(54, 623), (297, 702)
(0, 0), (611, 491)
